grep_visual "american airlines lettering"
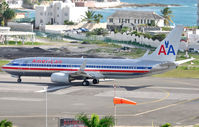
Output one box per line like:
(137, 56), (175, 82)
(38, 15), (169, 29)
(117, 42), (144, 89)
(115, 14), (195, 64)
(32, 59), (62, 64)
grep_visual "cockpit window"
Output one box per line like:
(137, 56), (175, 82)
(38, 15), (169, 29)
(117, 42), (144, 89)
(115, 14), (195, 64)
(8, 60), (19, 65)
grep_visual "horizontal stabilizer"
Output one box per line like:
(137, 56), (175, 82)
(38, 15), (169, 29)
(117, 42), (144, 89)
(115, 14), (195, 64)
(175, 57), (195, 65)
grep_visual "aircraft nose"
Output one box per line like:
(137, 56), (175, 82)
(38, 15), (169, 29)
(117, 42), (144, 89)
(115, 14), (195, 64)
(1, 64), (7, 72)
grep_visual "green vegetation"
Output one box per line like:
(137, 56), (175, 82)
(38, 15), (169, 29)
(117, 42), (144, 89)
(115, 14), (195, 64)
(162, 27), (172, 31)
(0, 60), (9, 71)
(0, 1), (16, 26)
(148, 20), (156, 26)
(83, 10), (103, 23)
(131, 30), (166, 41)
(152, 34), (166, 41)
(76, 113), (114, 127)
(64, 20), (75, 25)
(86, 28), (108, 36)
(161, 123), (172, 127)
(0, 41), (47, 45)
(120, 27), (131, 33)
(94, 14), (103, 23)
(161, 7), (174, 26)
(0, 119), (13, 127)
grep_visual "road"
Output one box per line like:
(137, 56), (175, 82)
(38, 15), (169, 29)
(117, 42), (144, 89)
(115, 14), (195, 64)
(0, 73), (199, 127)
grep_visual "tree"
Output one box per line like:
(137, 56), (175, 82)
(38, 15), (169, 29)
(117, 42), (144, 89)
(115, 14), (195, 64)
(76, 113), (114, 127)
(86, 28), (108, 36)
(64, 20), (74, 25)
(0, 1), (15, 26)
(83, 11), (103, 23)
(83, 10), (95, 23)
(152, 33), (166, 41)
(121, 27), (131, 33)
(0, 1), (9, 17)
(3, 8), (16, 26)
(0, 119), (13, 127)
(161, 7), (174, 26)
(94, 14), (103, 24)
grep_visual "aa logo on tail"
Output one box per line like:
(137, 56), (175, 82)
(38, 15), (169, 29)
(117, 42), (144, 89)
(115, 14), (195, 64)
(158, 41), (175, 55)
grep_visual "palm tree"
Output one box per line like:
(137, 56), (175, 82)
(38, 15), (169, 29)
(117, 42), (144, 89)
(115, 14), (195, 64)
(76, 113), (114, 127)
(94, 14), (103, 24)
(0, 1), (9, 16)
(0, 119), (13, 127)
(3, 8), (16, 26)
(83, 10), (95, 23)
(161, 7), (174, 26)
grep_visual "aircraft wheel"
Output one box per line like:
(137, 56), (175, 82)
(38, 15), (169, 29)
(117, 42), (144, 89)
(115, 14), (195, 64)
(17, 78), (22, 83)
(82, 80), (90, 86)
(93, 79), (99, 84)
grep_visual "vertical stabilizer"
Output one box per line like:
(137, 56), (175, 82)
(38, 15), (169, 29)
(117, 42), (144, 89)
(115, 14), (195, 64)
(142, 25), (184, 62)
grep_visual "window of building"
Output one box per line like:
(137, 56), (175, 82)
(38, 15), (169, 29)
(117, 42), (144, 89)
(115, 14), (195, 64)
(122, 19), (124, 23)
(127, 19), (130, 23)
(40, 12), (43, 16)
(109, 18), (113, 23)
(125, 19), (128, 23)
(141, 19), (143, 24)
(138, 19), (140, 24)
(134, 19), (136, 24)
(147, 19), (150, 24)
(119, 18), (121, 23)
(40, 19), (43, 23)
(65, 13), (68, 16)
(57, 14), (59, 17)
(57, 7), (59, 10)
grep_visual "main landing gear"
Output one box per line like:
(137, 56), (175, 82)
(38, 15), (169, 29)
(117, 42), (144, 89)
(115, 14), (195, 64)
(17, 76), (22, 83)
(82, 80), (90, 86)
(82, 79), (99, 86)
(92, 79), (99, 84)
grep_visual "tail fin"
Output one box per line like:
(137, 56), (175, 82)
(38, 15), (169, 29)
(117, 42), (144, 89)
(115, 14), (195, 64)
(142, 25), (184, 62)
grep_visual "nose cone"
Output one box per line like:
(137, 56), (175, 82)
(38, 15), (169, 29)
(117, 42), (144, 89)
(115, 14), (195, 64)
(1, 64), (7, 72)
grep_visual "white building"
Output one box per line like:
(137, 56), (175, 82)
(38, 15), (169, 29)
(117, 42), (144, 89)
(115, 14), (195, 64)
(5, 0), (23, 8)
(35, 0), (88, 28)
(107, 11), (164, 30)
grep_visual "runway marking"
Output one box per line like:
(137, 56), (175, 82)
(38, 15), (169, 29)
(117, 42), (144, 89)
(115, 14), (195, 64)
(151, 86), (199, 91)
(176, 115), (199, 124)
(35, 86), (70, 93)
(116, 97), (199, 117)
(138, 88), (170, 105)
(0, 97), (43, 102)
(52, 87), (81, 95)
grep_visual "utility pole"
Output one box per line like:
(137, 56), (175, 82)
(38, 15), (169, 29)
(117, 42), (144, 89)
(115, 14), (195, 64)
(113, 84), (116, 126)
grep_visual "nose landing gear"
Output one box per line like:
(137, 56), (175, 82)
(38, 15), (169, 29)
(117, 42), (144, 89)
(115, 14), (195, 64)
(17, 76), (22, 83)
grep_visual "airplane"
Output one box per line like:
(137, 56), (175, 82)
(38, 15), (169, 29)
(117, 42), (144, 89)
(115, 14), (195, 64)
(1, 25), (194, 86)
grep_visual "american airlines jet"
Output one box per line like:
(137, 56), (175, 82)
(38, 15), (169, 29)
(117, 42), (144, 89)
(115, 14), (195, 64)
(1, 25), (194, 86)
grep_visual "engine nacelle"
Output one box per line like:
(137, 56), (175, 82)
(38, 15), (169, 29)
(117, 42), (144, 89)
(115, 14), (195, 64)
(51, 72), (70, 83)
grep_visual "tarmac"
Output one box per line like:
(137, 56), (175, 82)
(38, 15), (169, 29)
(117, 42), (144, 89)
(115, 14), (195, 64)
(0, 72), (199, 127)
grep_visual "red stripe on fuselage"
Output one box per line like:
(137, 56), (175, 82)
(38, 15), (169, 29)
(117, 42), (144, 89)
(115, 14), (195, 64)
(2, 66), (149, 73)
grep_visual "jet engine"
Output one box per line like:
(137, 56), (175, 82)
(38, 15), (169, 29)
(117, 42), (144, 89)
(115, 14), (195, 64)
(51, 72), (70, 83)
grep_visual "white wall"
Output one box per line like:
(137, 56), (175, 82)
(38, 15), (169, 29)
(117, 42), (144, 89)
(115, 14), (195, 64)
(6, 0), (23, 8)
(108, 17), (164, 27)
(35, 1), (88, 28)
(8, 22), (33, 32)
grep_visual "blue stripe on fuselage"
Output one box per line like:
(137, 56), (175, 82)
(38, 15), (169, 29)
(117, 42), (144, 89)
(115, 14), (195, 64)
(8, 63), (152, 70)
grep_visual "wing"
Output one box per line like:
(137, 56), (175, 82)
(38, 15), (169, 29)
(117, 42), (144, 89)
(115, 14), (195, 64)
(64, 60), (104, 80)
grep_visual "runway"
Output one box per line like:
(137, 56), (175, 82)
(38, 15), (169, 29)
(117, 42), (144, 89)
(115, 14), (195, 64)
(0, 72), (199, 127)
